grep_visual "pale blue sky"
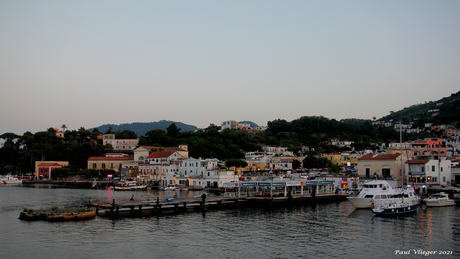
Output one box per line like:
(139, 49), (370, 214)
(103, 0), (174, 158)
(1, 0), (459, 135)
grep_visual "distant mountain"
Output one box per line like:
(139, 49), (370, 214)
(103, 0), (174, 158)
(93, 120), (198, 137)
(239, 121), (259, 128)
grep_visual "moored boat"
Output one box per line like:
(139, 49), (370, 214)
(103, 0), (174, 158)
(347, 180), (419, 209)
(224, 179), (348, 205)
(423, 192), (456, 207)
(19, 208), (96, 221)
(114, 181), (147, 191)
(371, 194), (418, 216)
(1, 175), (23, 184)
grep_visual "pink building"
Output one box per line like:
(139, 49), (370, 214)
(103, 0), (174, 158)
(411, 138), (446, 160)
(37, 162), (62, 180)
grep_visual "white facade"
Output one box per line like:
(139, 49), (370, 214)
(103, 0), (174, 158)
(330, 140), (354, 147)
(221, 120), (237, 130)
(102, 134), (139, 151)
(406, 159), (452, 186)
(262, 146), (294, 156)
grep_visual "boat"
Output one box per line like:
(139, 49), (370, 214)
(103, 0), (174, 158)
(114, 181), (147, 191)
(371, 194), (418, 216)
(423, 192), (456, 207)
(347, 180), (420, 209)
(1, 175), (23, 184)
(19, 207), (97, 221)
(223, 179), (348, 205)
(160, 184), (179, 191)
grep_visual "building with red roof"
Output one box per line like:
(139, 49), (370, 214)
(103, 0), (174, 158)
(357, 154), (404, 184)
(37, 162), (63, 180)
(405, 159), (452, 187)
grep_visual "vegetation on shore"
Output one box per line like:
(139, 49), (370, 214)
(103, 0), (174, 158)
(1, 91), (459, 175)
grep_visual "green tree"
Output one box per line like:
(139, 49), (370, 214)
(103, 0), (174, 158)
(225, 158), (248, 170)
(167, 122), (181, 139)
(292, 160), (302, 170)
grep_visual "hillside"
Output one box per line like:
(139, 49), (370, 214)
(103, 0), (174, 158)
(378, 91), (460, 127)
(93, 120), (198, 137)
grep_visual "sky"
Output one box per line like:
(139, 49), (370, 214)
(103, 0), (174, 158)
(1, 0), (459, 135)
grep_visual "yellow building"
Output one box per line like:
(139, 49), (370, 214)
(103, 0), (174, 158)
(323, 154), (343, 164)
(87, 156), (134, 172)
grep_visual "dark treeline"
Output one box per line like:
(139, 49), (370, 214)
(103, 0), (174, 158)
(0, 117), (423, 174)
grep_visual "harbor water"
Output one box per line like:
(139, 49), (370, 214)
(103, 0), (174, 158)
(1, 184), (460, 259)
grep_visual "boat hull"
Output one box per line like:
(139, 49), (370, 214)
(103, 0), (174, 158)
(346, 197), (373, 208)
(372, 204), (418, 217)
(425, 201), (456, 207)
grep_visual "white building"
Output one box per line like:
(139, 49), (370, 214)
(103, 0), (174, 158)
(221, 120), (237, 130)
(262, 146), (294, 156)
(330, 140), (354, 148)
(102, 134), (139, 151)
(138, 151), (183, 185)
(406, 159), (451, 186)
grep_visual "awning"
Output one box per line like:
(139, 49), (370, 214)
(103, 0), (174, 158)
(409, 171), (425, 176)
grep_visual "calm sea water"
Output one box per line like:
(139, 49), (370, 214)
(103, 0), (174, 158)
(1, 184), (459, 259)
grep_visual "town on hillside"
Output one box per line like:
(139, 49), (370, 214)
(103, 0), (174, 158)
(12, 118), (460, 195)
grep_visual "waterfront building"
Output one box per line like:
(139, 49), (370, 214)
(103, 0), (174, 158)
(176, 158), (235, 189)
(357, 154), (404, 184)
(87, 156), (134, 173)
(34, 161), (69, 179)
(37, 162), (62, 180)
(405, 159), (452, 187)
(138, 151), (183, 185)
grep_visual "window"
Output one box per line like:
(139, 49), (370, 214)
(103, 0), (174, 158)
(382, 168), (390, 178)
(102, 163), (106, 169)
(111, 163), (113, 169)
(93, 163), (97, 169)
(432, 166), (436, 172)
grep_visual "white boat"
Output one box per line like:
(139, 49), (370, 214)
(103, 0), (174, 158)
(114, 181), (147, 191)
(1, 175), (23, 184)
(347, 180), (419, 209)
(371, 194), (418, 216)
(424, 192), (455, 207)
(161, 184), (179, 191)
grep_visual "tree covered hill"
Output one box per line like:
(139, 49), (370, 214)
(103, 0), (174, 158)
(378, 90), (460, 128)
(93, 120), (198, 137)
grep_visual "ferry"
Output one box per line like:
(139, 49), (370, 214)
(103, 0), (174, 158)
(224, 179), (348, 205)
(347, 180), (419, 209)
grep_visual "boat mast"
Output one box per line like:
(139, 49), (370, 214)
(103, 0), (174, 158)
(400, 121), (403, 187)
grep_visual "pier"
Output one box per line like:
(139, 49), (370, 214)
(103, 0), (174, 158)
(92, 192), (348, 219)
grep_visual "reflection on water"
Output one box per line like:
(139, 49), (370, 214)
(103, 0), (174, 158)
(1, 185), (460, 259)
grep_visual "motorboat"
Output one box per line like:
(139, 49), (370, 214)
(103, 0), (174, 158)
(1, 175), (23, 184)
(371, 194), (418, 216)
(347, 180), (419, 209)
(424, 192), (455, 207)
(160, 184), (179, 191)
(114, 181), (147, 191)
